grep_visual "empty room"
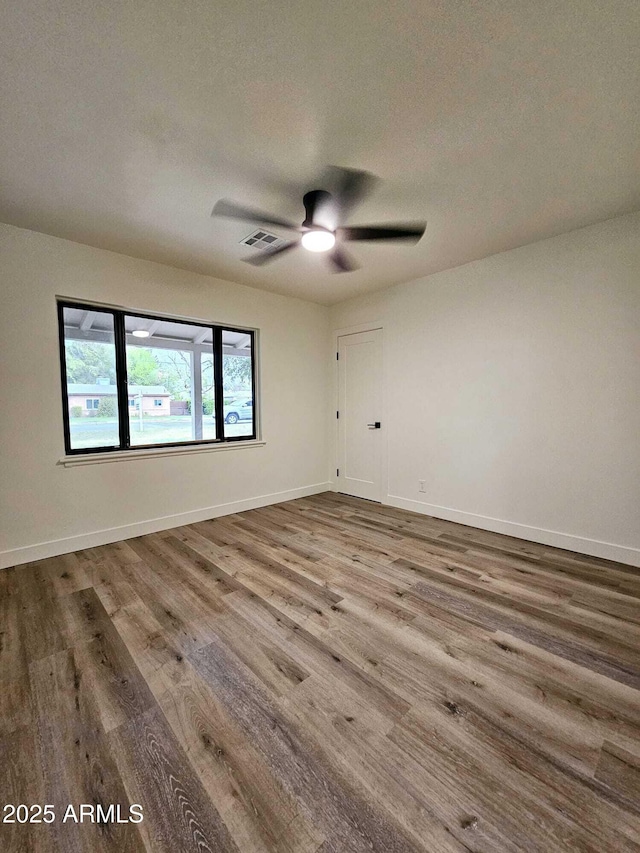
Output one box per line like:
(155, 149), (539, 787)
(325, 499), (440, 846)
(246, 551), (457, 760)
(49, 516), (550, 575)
(1, 1), (639, 851)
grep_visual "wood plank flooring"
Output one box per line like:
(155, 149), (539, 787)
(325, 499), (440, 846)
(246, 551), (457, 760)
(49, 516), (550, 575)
(1, 491), (639, 852)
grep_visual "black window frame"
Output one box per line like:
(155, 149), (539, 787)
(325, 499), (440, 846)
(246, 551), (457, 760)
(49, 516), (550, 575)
(58, 300), (257, 455)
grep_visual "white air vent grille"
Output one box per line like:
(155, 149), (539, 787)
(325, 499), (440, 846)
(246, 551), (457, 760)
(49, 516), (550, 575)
(240, 229), (285, 249)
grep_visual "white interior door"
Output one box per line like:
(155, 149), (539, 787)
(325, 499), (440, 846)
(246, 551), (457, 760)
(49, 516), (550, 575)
(337, 329), (383, 502)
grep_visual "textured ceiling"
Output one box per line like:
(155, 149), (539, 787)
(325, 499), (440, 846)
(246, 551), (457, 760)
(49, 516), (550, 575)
(1, 0), (639, 304)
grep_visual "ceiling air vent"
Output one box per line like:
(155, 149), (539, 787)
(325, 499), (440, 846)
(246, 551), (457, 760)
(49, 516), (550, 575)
(240, 229), (285, 250)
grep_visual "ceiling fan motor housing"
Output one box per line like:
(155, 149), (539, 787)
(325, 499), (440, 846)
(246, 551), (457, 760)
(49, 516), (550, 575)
(302, 190), (334, 230)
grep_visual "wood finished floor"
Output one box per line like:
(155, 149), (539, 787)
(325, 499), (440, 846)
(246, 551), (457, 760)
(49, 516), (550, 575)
(1, 492), (639, 852)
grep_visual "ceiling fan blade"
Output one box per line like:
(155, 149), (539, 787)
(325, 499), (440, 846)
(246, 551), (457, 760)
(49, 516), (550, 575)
(243, 240), (300, 266)
(328, 246), (359, 273)
(340, 222), (426, 243)
(323, 166), (378, 222)
(212, 199), (299, 231)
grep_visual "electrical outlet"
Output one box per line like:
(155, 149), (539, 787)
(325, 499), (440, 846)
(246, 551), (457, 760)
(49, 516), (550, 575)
(418, 480), (426, 493)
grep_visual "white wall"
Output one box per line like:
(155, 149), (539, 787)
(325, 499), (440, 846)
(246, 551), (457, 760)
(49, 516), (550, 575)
(0, 224), (330, 568)
(330, 213), (640, 566)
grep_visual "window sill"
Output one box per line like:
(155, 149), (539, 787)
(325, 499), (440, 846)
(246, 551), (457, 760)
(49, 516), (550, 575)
(59, 440), (266, 467)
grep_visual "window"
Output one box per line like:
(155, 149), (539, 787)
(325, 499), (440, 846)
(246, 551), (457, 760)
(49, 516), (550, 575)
(58, 301), (257, 455)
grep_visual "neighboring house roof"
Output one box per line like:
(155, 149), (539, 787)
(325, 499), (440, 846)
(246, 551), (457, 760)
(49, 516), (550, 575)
(68, 384), (170, 396)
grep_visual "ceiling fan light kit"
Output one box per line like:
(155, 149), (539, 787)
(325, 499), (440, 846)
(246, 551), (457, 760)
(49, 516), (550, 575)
(301, 230), (336, 252)
(211, 166), (426, 274)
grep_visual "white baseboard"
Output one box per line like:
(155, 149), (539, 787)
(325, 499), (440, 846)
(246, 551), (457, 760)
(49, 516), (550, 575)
(0, 483), (332, 570)
(385, 494), (640, 568)
(6, 484), (637, 571)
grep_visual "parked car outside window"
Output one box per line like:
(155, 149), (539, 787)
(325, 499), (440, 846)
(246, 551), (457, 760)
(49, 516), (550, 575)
(223, 397), (253, 424)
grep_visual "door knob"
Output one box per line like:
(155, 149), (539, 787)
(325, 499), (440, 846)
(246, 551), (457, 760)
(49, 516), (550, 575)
(367, 422), (381, 429)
